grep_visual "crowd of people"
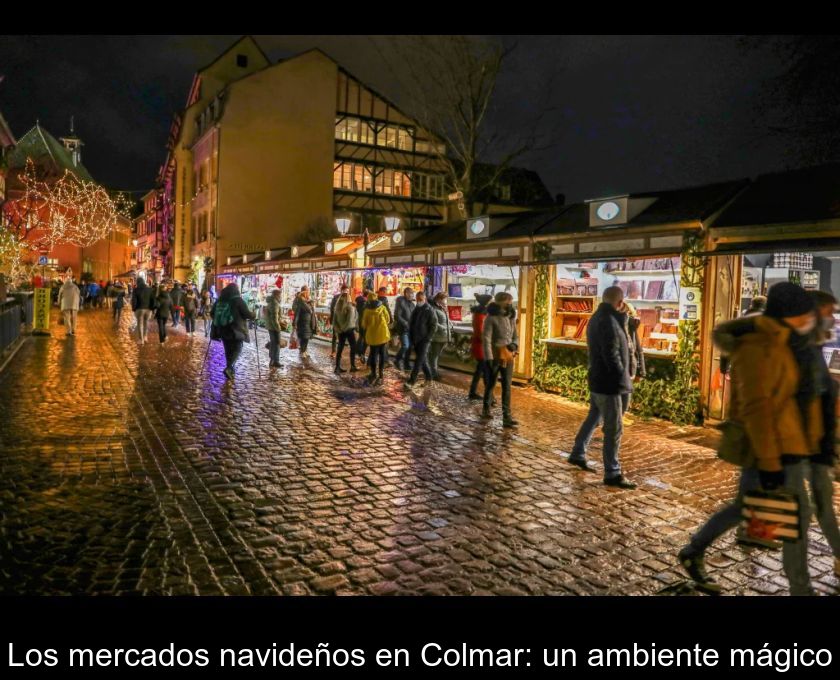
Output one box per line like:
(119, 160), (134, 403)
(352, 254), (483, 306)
(58, 273), (840, 595)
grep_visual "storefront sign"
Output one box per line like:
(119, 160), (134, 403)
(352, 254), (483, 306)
(33, 287), (50, 333)
(679, 286), (702, 321)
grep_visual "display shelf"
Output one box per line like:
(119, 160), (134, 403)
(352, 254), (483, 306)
(541, 337), (587, 348)
(610, 270), (680, 276)
(624, 299), (678, 304)
(650, 332), (679, 340)
(643, 348), (677, 357)
(659, 318), (679, 325)
(554, 294), (598, 299)
(554, 310), (593, 316)
(830, 368), (840, 376)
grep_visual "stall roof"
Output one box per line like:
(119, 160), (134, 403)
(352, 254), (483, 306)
(534, 179), (748, 236)
(713, 162), (840, 228)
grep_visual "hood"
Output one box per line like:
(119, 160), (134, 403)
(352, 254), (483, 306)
(712, 316), (759, 354)
(474, 293), (493, 307)
(135, 279), (146, 290)
(219, 283), (240, 301)
(471, 304), (489, 314)
(487, 302), (515, 319)
(366, 299), (383, 309)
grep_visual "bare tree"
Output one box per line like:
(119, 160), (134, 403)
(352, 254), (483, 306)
(371, 35), (556, 219)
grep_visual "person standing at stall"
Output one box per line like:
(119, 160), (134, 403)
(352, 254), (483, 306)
(362, 291), (391, 385)
(567, 286), (635, 485)
(332, 290), (359, 373)
(427, 292), (453, 380)
(295, 288), (317, 360)
(405, 291), (437, 387)
(212, 282), (256, 380)
(394, 287), (416, 371)
(468, 293), (493, 400)
(265, 288), (283, 368)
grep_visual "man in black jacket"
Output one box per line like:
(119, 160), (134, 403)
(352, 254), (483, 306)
(405, 291), (437, 386)
(131, 278), (156, 345)
(170, 282), (185, 328)
(394, 287), (416, 371)
(329, 284), (349, 359)
(568, 286), (636, 489)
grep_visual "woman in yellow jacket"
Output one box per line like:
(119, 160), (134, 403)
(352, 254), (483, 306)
(679, 282), (822, 595)
(361, 292), (391, 386)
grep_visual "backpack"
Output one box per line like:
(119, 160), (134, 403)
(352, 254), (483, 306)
(213, 300), (235, 328)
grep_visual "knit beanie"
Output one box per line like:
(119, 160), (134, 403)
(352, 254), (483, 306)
(765, 282), (815, 319)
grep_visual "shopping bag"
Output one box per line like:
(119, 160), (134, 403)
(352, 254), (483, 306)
(289, 328), (299, 350)
(741, 490), (800, 549)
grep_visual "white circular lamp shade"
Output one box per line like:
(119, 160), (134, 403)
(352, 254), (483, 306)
(335, 218), (352, 236)
(384, 216), (401, 232)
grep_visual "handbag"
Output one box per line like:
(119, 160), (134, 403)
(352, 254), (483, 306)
(716, 421), (755, 467)
(741, 490), (801, 548)
(289, 328), (299, 350)
(496, 345), (515, 366)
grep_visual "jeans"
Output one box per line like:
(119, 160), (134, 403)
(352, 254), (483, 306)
(484, 360), (513, 418)
(171, 308), (181, 327)
(184, 316), (195, 333)
(113, 305), (123, 323)
(268, 330), (280, 365)
(157, 317), (168, 343)
(135, 309), (152, 342)
(687, 463), (813, 596)
(469, 359), (491, 397)
(409, 340), (432, 382)
(222, 337), (243, 372)
(570, 392), (630, 479)
(394, 331), (411, 369)
(203, 317), (211, 336)
(336, 330), (357, 367)
(428, 341), (447, 377)
(62, 309), (77, 334)
(299, 336), (310, 354)
(810, 463), (840, 557)
(368, 344), (386, 376)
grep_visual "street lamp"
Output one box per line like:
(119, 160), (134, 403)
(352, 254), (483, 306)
(335, 217), (351, 236)
(384, 216), (400, 232)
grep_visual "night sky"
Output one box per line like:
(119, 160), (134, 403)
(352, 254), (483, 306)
(0, 35), (799, 202)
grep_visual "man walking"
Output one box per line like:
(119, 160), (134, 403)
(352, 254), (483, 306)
(58, 277), (81, 336)
(568, 286), (636, 488)
(131, 278), (155, 344)
(394, 287), (416, 371)
(405, 291), (437, 386)
(169, 282), (184, 328)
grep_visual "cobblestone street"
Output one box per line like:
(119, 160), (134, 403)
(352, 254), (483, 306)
(1, 308), (839, 596)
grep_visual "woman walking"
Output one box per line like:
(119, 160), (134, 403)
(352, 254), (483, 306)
(154, 286), (173, 344)
(294, 288), (317, 359)
(213, 282), (256, 380)
(199, 289), (213, 336)
(428, 292), (453, 380)
(112, 284), (126, 325)
(332, 290), (359, 373)
(361, 291), (391, 385)
(183, 288), (198, 336)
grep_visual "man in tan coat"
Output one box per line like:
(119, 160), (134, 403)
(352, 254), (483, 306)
(678, 282), (822, 595)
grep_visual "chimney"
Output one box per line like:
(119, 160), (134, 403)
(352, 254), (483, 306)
(555, 193), (566, 206)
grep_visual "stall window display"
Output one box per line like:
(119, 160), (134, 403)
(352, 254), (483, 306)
(278, 271), (352, 338)
(373, 267), (426, 318)
(549, 257), (681, 356)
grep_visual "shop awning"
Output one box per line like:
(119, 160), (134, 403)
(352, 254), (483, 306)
(698, 237), (840, 257)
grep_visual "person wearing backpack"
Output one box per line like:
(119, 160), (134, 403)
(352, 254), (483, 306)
(212, 282), (256, 380)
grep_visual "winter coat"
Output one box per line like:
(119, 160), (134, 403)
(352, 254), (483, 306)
(332, 300), (358, 334)
(294, 298), (318, 339)
(114, 291), (126, 309)
(329, 293), (341, 324)
(131, 281), (155, 311)
(430, 303), (452, 344)
(59, 281), (81, 311)
(482, 302), (519, 363)
(394, 295), (416, 334)
(362, 300), (391, 346)
(585, 303), (632, 395)
(717, 315), (824, 472)
(470, 303), (489, 361)
(154, 292), (173, 320)
(355, 295), (368, 330)
(199, 293), (213, 319)
(265, 295), (283, 332)
(214, 287), (255, 342)
(183, 293), (198, 318)
(626, 316), (646, 378)
(378, 296), (394, 326)
(408, 302), (438, 345)
(169, 284), (185, 307)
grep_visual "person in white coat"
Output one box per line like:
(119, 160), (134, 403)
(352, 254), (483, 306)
(59, 278), (81, 336)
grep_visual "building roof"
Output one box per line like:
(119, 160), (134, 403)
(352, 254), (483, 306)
(462, 162), (556, 209)
(6, 123), (94, 182)
(534, 179), (747, 237)
(713, 162), (840, 228)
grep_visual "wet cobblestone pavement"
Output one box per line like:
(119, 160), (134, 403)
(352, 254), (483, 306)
(1, 308), (838, 595)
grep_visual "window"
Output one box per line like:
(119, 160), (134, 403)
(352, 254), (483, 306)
(413, 174), (444, 200)
(497, 184), (512, 201)
(236, 54), (248, 68)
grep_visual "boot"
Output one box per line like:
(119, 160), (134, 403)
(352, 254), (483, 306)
(335, 365), (346, 374)
(503, 415), (519, 428)
(481, 405), (492, 419)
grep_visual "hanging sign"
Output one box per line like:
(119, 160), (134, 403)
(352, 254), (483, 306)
(33, 287), (51, 334)
(679, 287), (702, 321)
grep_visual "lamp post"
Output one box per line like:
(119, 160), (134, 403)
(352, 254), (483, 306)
(335, 217), (351, 236)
